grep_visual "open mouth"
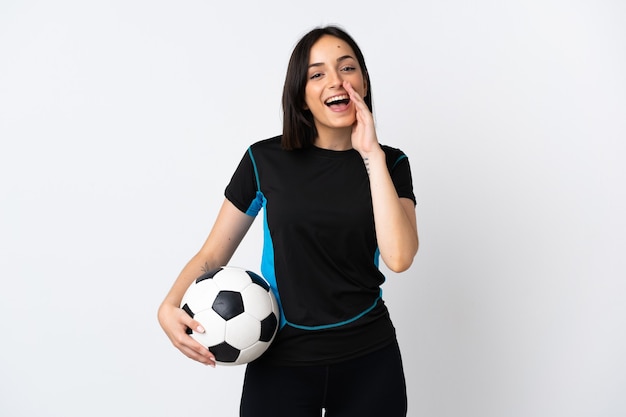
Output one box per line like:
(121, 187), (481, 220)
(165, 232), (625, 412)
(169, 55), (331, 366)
(325, 94), (351, 108)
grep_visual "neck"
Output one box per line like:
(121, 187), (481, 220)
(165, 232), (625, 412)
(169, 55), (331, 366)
(313, 126), (352, 151)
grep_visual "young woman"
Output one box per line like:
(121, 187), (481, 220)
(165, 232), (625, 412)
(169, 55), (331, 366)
(158, 25), (419, 417)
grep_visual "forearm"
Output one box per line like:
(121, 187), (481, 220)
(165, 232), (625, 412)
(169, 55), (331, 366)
(160, 199), (255, 309)
(160, 254), (220, 309)
(363, 148), (419, 272)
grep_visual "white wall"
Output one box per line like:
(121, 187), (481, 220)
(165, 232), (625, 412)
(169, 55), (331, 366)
(1, 1), (625, 416)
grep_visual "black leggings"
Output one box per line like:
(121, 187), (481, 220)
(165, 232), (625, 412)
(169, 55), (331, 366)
(240, 340), (407, 417)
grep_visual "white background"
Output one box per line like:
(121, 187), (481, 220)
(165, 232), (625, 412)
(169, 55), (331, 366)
(1, 1), (625, 416)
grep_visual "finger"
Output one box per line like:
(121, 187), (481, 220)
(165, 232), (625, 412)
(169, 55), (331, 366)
(343, 81), (366, 105)
(188, 319), (206, 334)
(178, 307), (206, 334)
(343, 81), (371, 121)
(180, 343), (217, 368)
(171, 312), (216, 365)
(176, 333), (217, 365)
(343, 81), (361, 102)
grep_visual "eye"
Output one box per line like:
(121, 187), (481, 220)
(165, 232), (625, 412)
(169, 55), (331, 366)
(340, 65), (356, 72)
(309, 72), (323, 80)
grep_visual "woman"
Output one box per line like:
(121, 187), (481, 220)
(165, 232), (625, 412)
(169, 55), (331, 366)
(158, 25), (419, 417)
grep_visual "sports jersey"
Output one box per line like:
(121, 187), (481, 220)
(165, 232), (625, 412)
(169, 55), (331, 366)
(225, 135), (416, 366)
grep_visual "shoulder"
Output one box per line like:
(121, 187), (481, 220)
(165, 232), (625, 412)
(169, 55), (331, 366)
(246, 135), (291, 170)
(249, 135), (283, 152)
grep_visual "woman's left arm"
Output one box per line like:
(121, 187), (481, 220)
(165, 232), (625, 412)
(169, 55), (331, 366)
(345, 81), (419, 272)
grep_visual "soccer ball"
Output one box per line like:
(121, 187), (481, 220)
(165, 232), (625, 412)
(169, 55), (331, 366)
(180, 266), (279, 366)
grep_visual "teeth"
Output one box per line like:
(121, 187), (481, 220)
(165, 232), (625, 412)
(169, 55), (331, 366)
(325, 94), (350, 105)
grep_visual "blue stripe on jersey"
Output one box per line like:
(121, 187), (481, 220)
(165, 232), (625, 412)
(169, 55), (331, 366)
(392, 154), (407, 169)
(374, 247), (380, 268)
(247, 148), (287, 327)
(244, 147), (266, 216)
(259, 193), (288, 329)
(284, 289), (383, 331)
(247, 147), (261, 190)
(245, 191), (264, 216)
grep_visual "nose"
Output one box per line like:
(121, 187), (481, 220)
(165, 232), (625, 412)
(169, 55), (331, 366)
(328, 69), (343, 89)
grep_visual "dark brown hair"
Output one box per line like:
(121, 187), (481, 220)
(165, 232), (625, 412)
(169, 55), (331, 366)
(281, 26), (373, 150)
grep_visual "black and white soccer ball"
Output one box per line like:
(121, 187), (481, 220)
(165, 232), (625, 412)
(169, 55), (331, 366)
(180, 266), (279, 366)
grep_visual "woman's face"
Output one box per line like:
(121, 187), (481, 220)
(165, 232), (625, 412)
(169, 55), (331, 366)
(304, 35), (367, 136)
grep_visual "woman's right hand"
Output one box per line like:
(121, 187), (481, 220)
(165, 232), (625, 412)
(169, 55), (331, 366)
(158, 301), (216, 367)
(157, 199), (255, 368)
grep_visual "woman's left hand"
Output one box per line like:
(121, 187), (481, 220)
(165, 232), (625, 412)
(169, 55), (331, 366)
(343, 82), (418, 272)
(344, 80), (380, 156)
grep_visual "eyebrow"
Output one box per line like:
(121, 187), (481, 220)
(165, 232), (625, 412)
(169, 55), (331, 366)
(308, 55), (355, 69)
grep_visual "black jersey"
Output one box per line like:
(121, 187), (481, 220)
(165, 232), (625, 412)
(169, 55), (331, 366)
(225, 136), (415, 365)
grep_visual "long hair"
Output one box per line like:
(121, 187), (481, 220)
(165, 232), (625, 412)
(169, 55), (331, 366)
(281, 26), (373, 150)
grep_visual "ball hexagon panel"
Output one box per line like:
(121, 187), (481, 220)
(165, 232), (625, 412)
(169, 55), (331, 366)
(181, 279), (220, 313)
(213, 268), (253, 292)
(225, 313), (261, 350)
(236, 341), (271, 365)
(241, 284), (273, 320)
(190, 309), (226, 347)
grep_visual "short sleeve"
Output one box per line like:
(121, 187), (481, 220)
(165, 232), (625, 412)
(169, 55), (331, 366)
(385, 147), (416, 206)
(224, 149), (261, 216)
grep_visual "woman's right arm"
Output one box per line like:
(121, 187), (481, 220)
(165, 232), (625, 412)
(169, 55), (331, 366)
(157, 198), (255, 367)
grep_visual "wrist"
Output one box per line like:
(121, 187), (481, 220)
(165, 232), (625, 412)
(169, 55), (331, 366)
(361, 147), (385, 175)
(358, 145), (384, 160)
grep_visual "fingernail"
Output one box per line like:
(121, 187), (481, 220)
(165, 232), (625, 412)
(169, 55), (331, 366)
(196, 325), (205, 333)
